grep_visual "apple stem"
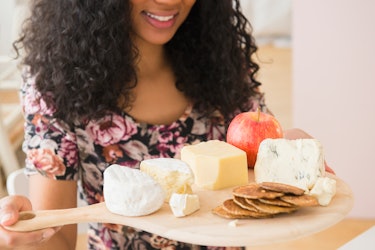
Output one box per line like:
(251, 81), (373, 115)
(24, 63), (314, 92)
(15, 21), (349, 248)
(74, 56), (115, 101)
(257, 107), (260, 122)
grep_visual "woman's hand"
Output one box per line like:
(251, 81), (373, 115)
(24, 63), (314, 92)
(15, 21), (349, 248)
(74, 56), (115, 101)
(284, 128), (335, 174)
(0, 195), (60, 249)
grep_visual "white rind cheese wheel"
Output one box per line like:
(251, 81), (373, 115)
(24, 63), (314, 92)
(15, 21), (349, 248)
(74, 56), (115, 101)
(254, 138), (325, 192)
(140, 158), (195, 202)
(103, 164), (165, 216)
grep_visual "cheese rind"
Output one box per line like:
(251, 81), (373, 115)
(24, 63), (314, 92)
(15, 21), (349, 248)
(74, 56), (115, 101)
(254, 138), (325, 192)
(103, 164), (165, 216)
(140, 158), (194, 202)
(169, 193), (200, 217)
(181, 140), (248, 190)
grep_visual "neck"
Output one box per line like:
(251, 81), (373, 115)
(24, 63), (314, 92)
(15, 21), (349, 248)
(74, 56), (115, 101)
(134, 38), (169, 80)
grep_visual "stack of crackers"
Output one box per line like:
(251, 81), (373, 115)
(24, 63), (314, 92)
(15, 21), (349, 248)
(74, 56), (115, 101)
(212, 182), (319, 219)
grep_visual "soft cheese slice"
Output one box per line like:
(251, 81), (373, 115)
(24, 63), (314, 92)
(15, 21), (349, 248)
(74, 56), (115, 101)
(254, 138), (325, 192)
(180, 140), (248, 190)
(140, 158), (194, 202)
(103, 164), (165, 216)
(310, 177), (336, 206)
(169, 193), (200, 217)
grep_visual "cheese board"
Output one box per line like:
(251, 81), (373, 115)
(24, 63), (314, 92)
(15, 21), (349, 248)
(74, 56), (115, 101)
(6, 171), (353, 247)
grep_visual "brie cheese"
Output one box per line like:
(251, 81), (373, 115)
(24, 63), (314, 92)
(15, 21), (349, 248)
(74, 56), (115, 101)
(140, 158), (195, 202)
(103, 164), (165, 216)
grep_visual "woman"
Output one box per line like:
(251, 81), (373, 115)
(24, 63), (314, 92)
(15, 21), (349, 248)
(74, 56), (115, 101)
(0, 0), (329, 249)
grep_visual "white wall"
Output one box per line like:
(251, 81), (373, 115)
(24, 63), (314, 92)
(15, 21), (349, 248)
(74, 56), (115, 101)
(0, 0), (28, 56)
(239, 0), (292, 46)
(0, 1), (16, 55)
(293, 0), (375, 218)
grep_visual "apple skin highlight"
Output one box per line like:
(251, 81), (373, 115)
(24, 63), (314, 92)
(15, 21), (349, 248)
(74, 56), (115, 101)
(226, 111), (283, 168)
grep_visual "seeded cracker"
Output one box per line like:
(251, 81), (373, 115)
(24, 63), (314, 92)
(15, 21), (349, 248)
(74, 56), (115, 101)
(233, 196), (258, 211)
(212, 205), (253, 219)
(232, 183), (284, 199)
(258, 197), (296, 208)
(260, 182), (305, 196)
(245, 198), (298, 215)
(280, 194), (319, 207)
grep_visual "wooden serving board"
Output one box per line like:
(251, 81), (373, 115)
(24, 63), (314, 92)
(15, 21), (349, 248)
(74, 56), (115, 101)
(7, 171), (353, 247)
(101, 171), (353, 247)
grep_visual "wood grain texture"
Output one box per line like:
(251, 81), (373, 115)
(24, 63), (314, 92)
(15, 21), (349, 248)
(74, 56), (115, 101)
(11, 171), (352, 247)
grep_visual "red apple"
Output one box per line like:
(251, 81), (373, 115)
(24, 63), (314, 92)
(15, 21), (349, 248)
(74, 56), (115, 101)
(226, 110), (283, 168)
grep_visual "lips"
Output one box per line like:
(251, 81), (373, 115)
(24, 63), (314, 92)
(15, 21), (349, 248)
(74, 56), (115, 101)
(142, 11), (178, 29)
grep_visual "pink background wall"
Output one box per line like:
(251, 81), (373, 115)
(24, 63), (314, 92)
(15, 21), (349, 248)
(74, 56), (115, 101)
(292, 0), (375, 218)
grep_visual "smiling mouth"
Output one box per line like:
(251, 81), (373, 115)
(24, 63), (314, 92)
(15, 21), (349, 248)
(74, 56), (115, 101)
(144, 12), (176, 22)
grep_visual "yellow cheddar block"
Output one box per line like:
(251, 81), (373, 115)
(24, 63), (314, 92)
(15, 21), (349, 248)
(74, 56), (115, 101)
(180, 140), (248, 190)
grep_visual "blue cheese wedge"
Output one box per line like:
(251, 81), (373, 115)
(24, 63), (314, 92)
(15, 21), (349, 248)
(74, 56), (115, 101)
(254, 138), (325, 192)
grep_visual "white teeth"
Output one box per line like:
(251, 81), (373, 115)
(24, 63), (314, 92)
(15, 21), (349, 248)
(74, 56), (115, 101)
(146, 12), (174, 22)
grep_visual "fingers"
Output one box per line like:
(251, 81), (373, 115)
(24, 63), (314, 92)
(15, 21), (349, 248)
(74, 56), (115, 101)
(0, 226), (61, 248)
(0, 195), (32, 227)
(0, 195), (61, 248)
(325, 164), (336, 175)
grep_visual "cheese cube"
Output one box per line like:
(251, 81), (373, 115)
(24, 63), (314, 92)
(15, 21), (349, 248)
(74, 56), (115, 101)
(169, 193), (200, 217)
(180, 140), (248, 190)
(140, 158), (194, 202)
(254, 138), (325, 192)
(310, 177), (336, 206)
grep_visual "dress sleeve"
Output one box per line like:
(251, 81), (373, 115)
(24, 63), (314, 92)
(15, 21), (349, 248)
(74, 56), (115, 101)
(20, 73), (80, 180)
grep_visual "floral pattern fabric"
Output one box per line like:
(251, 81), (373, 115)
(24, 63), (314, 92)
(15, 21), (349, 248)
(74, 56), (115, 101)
(20, 75), (268, 250)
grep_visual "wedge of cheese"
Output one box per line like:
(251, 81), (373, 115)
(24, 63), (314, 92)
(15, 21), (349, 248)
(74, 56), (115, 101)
(254, 138), (325, 192)
(169, 193), (200, 217)
(140, 158), (194, 202)
(103, 164), (165, 216)
(180, 140), (248, 190)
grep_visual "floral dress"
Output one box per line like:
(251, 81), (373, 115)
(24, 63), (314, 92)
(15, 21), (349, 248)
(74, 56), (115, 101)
(20, 75), (268, 250)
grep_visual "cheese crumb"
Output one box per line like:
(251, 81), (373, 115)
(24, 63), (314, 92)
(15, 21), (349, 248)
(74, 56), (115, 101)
(310, 177), (336, 206)
(228, 219), (239, 227)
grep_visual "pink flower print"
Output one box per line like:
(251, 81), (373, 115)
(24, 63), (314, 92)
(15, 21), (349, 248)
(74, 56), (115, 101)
(27, 148), (66, 178)
(86, 114), (137, 147)
(59, 136), (78, 167)
(158, 131), (174, 143)
(22, 81), (55, 115)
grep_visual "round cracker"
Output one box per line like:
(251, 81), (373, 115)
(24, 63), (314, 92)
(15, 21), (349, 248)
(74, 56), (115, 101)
(280, 194), (319, 207)
(212, 205), (252, 219)
(245, 198), (299, 215)
(233, 196), (258, 212)
(260, 182), (305, 196)
(258, 198), (297, 208)
(213, 203), (272, 219)
(223, 199), (257, 215)
(233, 183), (284, 199)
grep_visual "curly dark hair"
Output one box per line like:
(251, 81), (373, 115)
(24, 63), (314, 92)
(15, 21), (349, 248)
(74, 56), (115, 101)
(14, 0), (261, 125)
